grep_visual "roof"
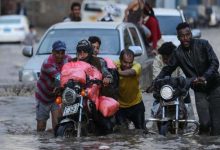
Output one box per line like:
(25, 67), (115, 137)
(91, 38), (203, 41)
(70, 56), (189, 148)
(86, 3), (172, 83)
(153, 8), (182, 16)
(0, 15), (27, 19)
(51, 21), (128, 30)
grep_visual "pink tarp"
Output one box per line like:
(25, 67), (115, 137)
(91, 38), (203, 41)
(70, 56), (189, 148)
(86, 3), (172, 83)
(61, 60), (118, 116)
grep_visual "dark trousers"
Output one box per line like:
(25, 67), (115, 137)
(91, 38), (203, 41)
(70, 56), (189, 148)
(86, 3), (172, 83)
(194, 86), (220, 135)
(116, 101), (145, 129)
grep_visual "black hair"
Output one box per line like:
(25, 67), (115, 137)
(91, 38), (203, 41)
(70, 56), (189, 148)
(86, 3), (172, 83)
(88, 36), (101, 45)
(176, 22), (190, 32)
(143, 2), (155, 17)
(29, 24), (34, 29)
(71, 2), (81, 10)
(158, 42), (176, 55)
(119, 49), (134, 60)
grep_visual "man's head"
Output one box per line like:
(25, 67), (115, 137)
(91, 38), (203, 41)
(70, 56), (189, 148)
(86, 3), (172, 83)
(88, 36), (101, 56)
(70, 2), (81, 21)
(52, 40), (66, 64)
(76, 39), (93, 62)
(176, 22), (192, 49)
(158, 42), (176, 64)
(119, 49), (134, 70)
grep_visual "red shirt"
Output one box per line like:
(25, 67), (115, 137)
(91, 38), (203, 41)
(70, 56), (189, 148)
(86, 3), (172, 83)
(35, 54), (72, 104)
(144, 16), (161, 49)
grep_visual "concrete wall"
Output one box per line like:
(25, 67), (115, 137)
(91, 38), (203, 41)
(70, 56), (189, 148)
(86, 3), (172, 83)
(1, 0), (82, 27)
(25, 0), (82, 27)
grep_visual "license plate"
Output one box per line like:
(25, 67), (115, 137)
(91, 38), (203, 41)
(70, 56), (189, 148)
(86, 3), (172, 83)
(63, 103), (79, 116)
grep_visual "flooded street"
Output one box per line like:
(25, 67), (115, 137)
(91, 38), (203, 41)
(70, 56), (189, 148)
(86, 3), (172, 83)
(1, 95), (220, 150)
(1, 27), (220, 149)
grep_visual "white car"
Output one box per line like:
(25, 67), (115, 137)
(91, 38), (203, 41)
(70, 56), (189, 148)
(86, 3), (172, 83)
(19, 21), (153, 89)
(154, 8), (201, 46)
(81, 0), (127, 22)
(0, 15), (30, 42)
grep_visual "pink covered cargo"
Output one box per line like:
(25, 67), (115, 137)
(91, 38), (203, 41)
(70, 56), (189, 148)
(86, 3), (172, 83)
(98, 96), (119, 117)
(60, 61), (102, 109)
(103, 57), (116, 69)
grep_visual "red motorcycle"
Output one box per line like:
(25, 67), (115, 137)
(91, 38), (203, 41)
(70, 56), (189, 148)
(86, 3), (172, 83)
(55, 61), (119, 137)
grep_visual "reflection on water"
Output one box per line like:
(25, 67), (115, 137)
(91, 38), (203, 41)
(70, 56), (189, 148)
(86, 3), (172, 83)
(1, 96), (220, 149)
(1, 130), (220, 150)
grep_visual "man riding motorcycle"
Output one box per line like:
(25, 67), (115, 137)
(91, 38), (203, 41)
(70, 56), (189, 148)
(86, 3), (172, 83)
(73, 39), (113, 86)
(72, 39), (116, 134)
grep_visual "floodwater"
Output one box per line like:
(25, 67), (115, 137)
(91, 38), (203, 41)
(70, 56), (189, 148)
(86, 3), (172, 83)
(1, 96), (220, 150)
(1, 28), (220, 149)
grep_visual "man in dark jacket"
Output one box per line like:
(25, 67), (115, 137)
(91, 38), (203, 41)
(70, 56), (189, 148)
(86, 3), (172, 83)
(155, 22), (220, 136)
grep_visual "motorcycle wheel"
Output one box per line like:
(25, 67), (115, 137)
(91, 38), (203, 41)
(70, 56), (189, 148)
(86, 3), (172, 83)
(55, 123), (76, 138)
(158, 122), (169, 136)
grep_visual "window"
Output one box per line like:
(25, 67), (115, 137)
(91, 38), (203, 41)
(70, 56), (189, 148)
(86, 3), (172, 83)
(129, 27), (141, 47)
(37, 29), (120, 55)
(156, 16), (182, 35)
(0, 18), (21, 24)
(123, 28), (132, 49)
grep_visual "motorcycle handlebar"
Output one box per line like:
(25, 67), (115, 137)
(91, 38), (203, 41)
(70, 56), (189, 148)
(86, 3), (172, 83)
(86, 79), (103, 86)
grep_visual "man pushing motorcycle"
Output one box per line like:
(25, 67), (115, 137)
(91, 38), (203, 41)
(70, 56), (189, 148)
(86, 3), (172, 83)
(115, 49), (146, 130)
(35, 40), (72, 132)
(155, 22), (220, 136)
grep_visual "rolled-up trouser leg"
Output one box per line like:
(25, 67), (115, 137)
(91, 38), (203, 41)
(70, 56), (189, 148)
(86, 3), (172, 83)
(194, 91), (210, 134)
(208, 86), (220, 136)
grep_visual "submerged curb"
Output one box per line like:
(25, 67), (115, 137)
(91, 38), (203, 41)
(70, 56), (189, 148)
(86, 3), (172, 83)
(0, 82), (35, 96)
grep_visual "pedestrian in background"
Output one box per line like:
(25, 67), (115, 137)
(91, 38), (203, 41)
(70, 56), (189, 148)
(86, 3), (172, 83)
(16, 2), (27, 16)
(35, 40), (72, 132)
(124, 0), (144, 25)
(124, 0), (151, 49)
(23, 24), (38, 46)
(64, 2), (81, 22)
(142, 2), (161, 56)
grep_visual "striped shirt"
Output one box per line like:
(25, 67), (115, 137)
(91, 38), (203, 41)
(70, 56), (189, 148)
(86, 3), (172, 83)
(35, 54), (72, 104)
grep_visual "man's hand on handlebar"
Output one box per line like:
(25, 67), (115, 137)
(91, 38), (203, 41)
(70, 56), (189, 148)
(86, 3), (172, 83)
(103, 77), (112, 87)
(53, 87), (63, 96)
(192, 76), (207, 86)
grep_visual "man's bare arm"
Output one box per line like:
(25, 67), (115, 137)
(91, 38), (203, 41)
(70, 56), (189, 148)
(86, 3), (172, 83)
(118, 69), (136, 77)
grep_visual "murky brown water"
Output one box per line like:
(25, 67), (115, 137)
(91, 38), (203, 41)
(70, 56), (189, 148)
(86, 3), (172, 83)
(1, 27), (220, 149)
(1, 96), (220, 150)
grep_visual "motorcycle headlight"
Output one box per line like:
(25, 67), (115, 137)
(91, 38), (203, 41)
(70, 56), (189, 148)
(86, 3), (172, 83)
(62, 87), (77, 104)
(160, 85), (173, 100)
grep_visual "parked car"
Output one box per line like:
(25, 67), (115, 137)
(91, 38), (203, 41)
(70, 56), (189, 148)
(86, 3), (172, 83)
(209, 5), (220, 27)
(19, 21), (153, 89)
(154, 8), (201, 46)
(182, 5), (201, 28)
(0, 15), (30, 43)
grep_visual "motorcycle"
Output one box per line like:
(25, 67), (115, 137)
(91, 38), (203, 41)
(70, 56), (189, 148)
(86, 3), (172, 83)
(145, 76), (199, 136)
(54, 61), (119, 138)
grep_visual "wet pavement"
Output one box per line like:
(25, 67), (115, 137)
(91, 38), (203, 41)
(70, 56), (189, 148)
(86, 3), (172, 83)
(1, 96), (220, 150)
(1, 27), (220, 149)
